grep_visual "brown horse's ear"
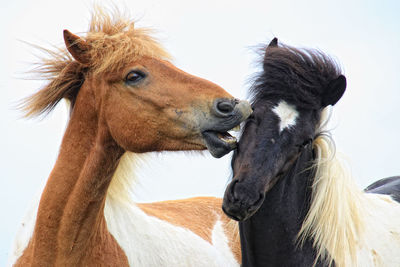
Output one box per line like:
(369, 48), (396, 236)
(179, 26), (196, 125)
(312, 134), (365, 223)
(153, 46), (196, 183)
(322, 75), (346, 107)
(63, 30), (90, 65)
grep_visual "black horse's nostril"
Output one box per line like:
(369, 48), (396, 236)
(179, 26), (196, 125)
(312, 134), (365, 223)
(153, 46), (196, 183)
(214, 98), (236, 117)
(229, 179), (240, 201)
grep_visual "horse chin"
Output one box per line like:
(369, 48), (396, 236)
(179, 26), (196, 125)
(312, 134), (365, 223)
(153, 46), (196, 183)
(222, 201), (263, 222)
(202, 130), (237, 158)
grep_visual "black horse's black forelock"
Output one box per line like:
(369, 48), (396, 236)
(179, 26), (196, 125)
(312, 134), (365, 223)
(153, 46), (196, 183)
(250, 42), (343, 109)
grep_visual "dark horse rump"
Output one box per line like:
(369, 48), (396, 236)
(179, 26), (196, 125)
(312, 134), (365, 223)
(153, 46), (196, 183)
(365, 176), (400, 202)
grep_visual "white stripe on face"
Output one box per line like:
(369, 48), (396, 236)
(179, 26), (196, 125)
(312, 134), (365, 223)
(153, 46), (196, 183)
(272, 101), (299, 132)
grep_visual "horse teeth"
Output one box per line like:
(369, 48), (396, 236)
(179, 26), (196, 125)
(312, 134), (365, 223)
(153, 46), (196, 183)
(216, 132), (237, 144)
(230, 125), (240, 132)
(221, 136), (236, 143)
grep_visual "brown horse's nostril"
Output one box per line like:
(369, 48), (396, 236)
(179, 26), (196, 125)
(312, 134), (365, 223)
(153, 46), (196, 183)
(214, 98), (236, 117)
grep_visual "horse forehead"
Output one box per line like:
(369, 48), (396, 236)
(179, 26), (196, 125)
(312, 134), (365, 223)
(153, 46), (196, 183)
(272, 100), (299, 132)
(138, 57), (193, 78)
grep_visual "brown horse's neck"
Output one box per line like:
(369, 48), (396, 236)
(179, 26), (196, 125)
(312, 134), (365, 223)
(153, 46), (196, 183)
(30, 84), (125, 266)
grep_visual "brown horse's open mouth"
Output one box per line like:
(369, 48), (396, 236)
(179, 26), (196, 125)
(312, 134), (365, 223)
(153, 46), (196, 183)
(199, 99), (252, 158)
(202, 125), (240, 158)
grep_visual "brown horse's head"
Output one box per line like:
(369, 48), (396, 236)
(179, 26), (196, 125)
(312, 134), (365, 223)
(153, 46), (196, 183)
(23, 11), (251, 158)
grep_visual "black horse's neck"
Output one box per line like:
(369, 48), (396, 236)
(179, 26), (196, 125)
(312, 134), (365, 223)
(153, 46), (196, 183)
(239, 145), (327, 267)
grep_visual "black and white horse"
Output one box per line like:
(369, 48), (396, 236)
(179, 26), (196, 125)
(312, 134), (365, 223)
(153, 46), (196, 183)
(222, 38), (400, 267)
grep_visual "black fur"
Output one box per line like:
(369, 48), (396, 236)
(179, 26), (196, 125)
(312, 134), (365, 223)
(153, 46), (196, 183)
(365, 176), (400, 202)
(252, 40), (344, 109)
(239, 144), (326, 266)
(223, 39), (346, 266)
(223, 38), (399, 266)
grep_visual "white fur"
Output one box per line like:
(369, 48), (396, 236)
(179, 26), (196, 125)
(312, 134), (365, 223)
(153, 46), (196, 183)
(355, 193), (400, 267)
(7, 190), (41, 266)
(104, 197), (239, 267)
(298, 109), (400, 267)
(9, 153), (239, 266)
(104, 152), (238, 266)
(272, 100), (299, 132)
(211, 220), (239, 267)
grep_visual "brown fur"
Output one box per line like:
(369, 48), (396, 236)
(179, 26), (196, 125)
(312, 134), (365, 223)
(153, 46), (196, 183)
(20, 7), (169, 118)
(15, 8), (240, 266)
(16, 79), (129, 266)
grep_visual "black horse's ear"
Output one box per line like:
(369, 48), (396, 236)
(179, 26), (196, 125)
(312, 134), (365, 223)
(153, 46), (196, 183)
(268, 38), (278, 48)
(63, 30), (91, 65)
(322, 75), (346, 107)
(264, 38), (278, 62)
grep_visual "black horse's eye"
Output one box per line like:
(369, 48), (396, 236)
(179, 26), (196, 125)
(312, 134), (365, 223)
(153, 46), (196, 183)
(125, 70), (146, 85)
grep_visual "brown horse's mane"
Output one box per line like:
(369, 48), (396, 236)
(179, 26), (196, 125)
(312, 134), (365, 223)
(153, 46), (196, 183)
(21, 7), (170, 118)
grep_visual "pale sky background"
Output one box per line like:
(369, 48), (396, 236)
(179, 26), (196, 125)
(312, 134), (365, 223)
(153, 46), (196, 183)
(1, 0), (399, 265)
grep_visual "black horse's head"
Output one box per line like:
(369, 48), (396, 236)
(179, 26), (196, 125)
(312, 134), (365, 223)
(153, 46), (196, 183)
(222, 38), (346, 221)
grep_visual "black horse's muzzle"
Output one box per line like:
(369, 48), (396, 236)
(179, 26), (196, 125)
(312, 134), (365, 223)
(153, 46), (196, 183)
(222, 179), (265, 221)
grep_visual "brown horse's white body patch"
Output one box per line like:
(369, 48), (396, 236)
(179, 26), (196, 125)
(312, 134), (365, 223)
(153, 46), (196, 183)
(106, 198), (238, 266)
(103, 158), (240, 266)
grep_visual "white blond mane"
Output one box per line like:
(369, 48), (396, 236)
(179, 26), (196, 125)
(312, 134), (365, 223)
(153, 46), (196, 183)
(107, 152), (142, 202)
(298, 109), (368, 267)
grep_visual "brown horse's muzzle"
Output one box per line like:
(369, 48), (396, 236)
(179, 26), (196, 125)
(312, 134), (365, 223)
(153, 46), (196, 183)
(200, 98), (252, 158)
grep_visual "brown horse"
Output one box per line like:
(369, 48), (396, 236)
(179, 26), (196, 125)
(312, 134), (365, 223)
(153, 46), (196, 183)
(10, 9), (251, 266)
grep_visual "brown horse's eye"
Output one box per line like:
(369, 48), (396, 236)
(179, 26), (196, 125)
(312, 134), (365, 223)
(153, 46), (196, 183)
(125, 70), (146, 85)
